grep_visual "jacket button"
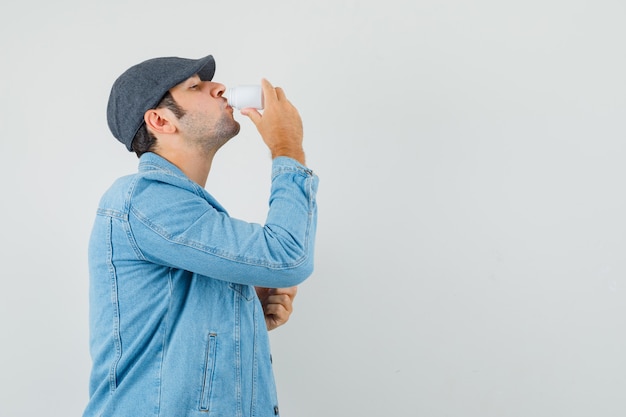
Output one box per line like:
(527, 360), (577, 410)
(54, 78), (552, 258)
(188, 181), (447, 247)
(274, 405), (279, 415)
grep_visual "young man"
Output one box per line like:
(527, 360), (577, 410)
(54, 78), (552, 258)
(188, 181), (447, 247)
(83, 54), (318, 417)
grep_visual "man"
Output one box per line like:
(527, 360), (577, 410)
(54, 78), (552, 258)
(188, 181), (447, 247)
(83, 54), (318, 417)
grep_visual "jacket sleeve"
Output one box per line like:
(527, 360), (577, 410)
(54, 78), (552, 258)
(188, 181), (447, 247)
(127, 157), (319, 288)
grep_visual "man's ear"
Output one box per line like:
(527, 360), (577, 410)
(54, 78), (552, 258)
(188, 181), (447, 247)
(144, 109), (177, 135)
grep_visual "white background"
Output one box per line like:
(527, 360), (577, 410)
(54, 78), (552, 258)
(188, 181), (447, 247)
(1, 1), (625, 416)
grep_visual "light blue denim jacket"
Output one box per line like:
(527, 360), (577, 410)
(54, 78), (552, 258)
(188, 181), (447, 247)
(83, 153), (318, 417)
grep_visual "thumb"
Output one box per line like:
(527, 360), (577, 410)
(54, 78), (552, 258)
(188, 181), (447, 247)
(241, 107), (262, 125)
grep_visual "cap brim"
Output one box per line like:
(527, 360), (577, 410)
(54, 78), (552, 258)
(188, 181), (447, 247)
(195, 55), (215, 81)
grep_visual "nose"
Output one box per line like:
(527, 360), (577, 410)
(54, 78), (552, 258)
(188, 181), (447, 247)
(210, 82), (226, 98)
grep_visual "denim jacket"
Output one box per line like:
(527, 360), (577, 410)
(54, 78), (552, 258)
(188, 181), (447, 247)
(83, 153), (318, 417)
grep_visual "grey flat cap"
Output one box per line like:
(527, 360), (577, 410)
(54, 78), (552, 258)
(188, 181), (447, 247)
(107, 54), (216, 151)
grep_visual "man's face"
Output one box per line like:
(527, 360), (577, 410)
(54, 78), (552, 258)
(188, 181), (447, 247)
(169, 75), (240, 152)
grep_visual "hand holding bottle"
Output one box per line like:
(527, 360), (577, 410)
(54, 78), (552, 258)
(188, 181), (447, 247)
(241, 79), (305, 165)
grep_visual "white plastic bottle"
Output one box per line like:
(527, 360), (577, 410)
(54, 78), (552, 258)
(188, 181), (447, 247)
(225, 85), (264, 110)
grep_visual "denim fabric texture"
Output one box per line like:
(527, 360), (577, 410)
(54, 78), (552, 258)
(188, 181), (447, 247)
(83, 152), (318, 417)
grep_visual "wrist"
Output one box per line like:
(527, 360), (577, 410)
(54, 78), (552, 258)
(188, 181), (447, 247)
(271, 147), (306, 165)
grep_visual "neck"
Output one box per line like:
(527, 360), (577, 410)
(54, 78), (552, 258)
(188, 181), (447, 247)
(155, 145), (217, 188)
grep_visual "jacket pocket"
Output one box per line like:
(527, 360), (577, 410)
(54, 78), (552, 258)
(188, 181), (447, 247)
(199, 333), (218, 411)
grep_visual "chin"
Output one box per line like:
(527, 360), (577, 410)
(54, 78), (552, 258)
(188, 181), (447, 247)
(232, 122), (241, 137)
(214, 121), (240, 148)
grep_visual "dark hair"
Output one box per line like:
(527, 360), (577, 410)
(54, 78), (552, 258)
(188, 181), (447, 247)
(131, 91), (186, 157)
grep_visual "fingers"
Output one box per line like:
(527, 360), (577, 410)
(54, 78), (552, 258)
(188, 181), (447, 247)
(274, 86), (287, 101)
(260, 78), (277, 103)
(263, 300), (290, 317)
(260, 78), (287, 104)
(265, 293), (294, 313)
(263, 302), (290, 331)
(256, 286), (298, 331)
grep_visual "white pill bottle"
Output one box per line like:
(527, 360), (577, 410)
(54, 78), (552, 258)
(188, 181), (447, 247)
(225, 85), (264, 110)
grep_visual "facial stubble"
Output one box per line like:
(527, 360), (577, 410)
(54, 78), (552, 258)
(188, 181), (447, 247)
(180, 109), (241, 154)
